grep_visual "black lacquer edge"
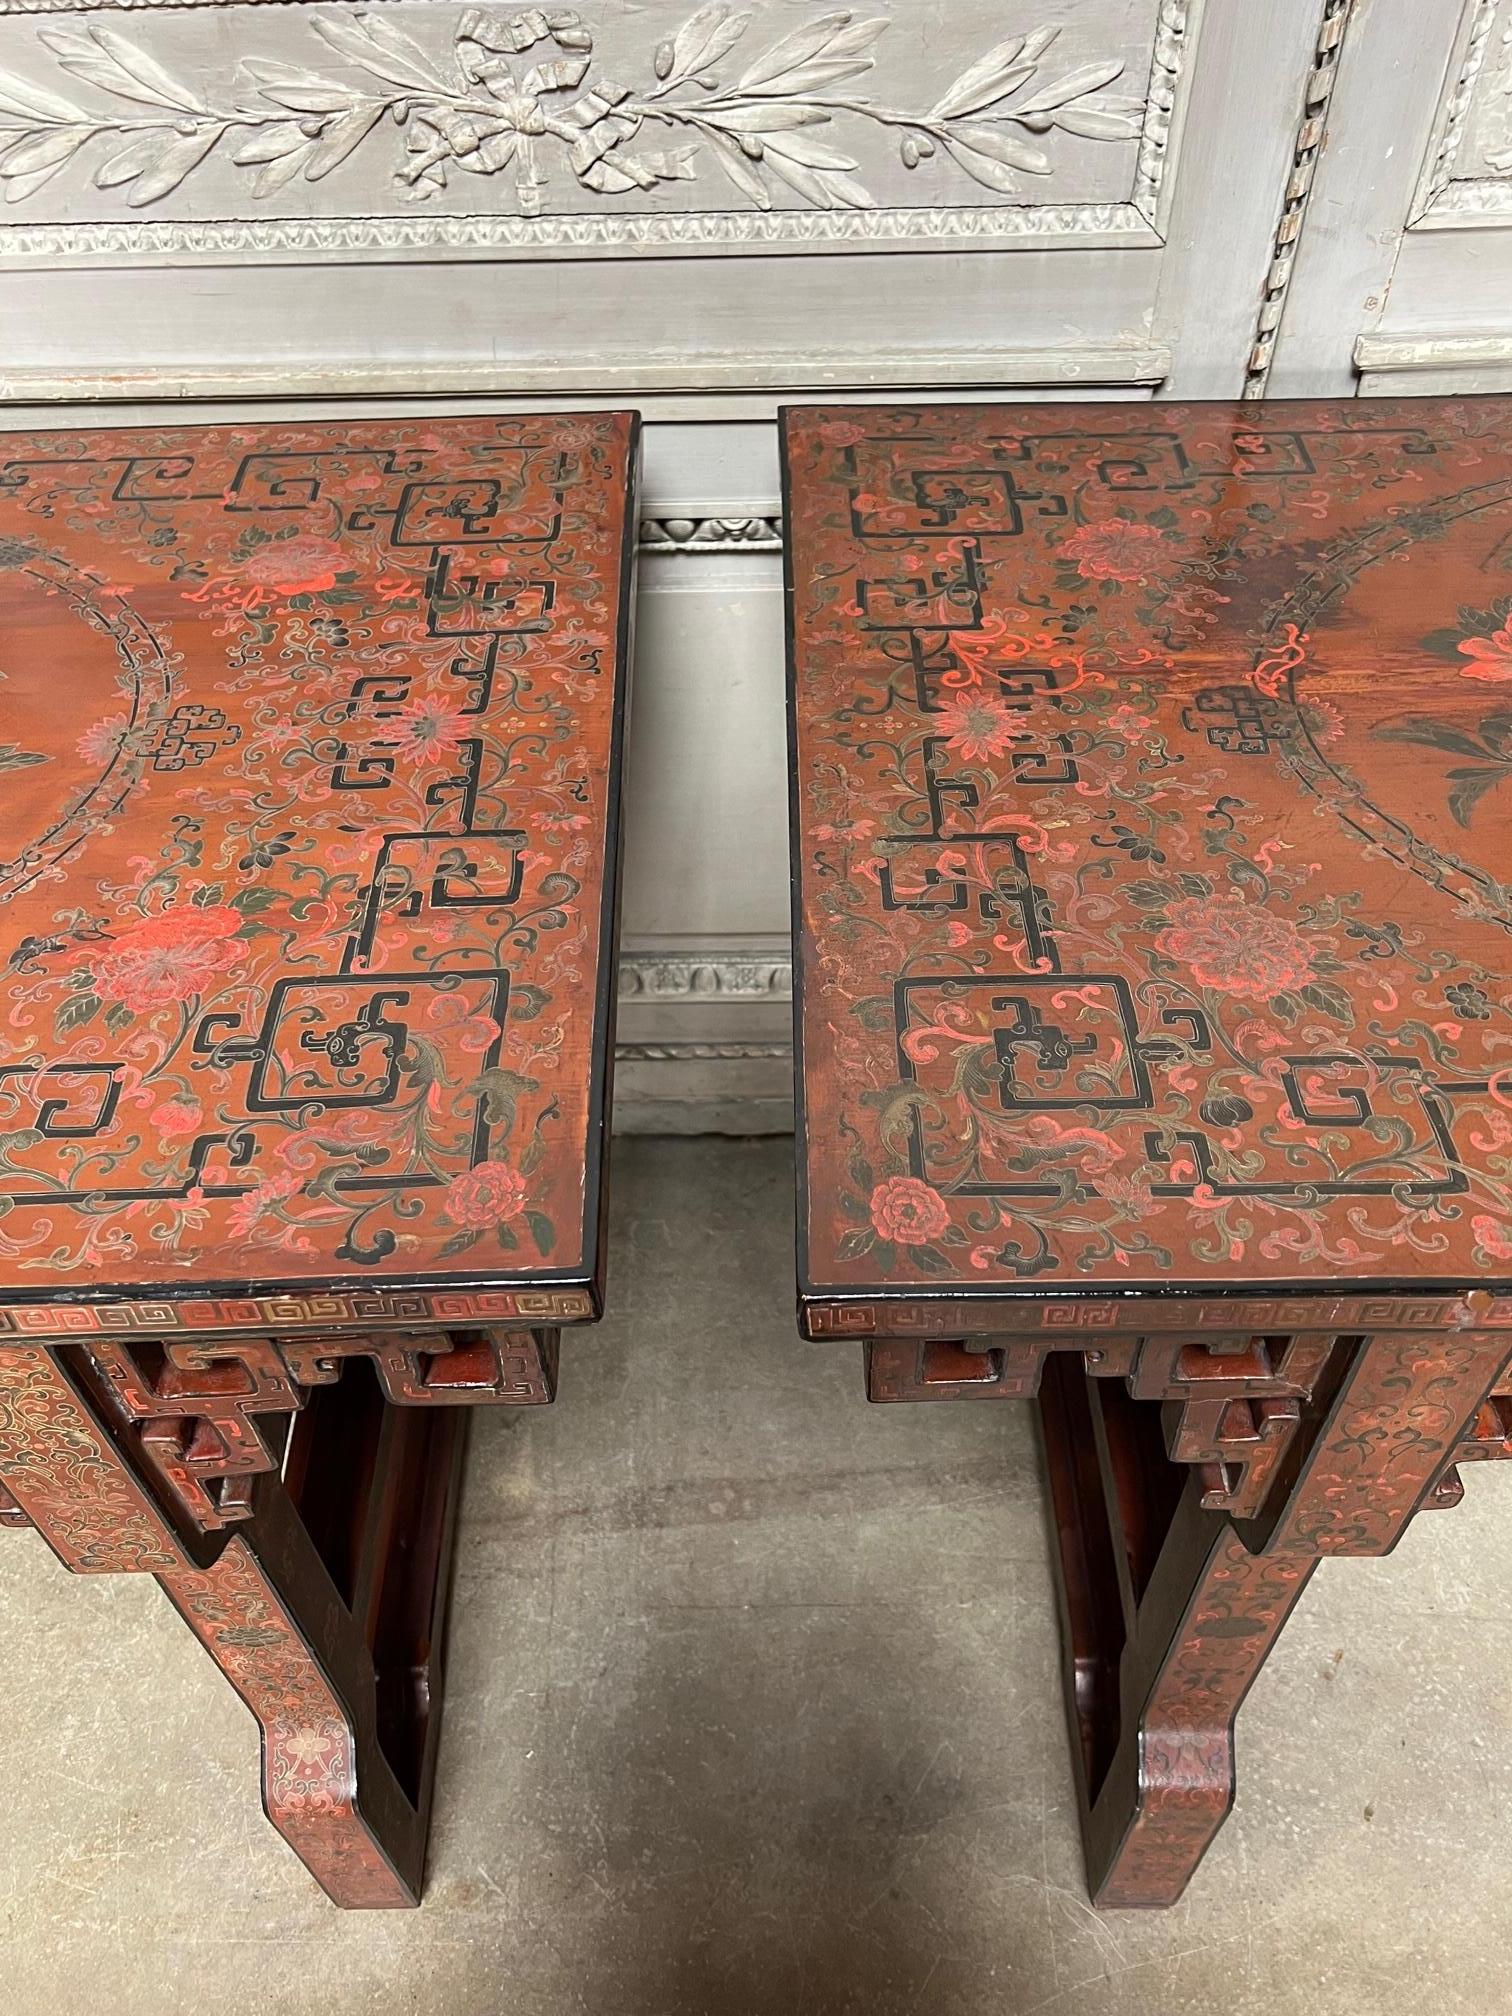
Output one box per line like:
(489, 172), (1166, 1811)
(796, 1271), (1512, 1332)
(580, 409), (642, 1322)
(778, 406), (815, 1337)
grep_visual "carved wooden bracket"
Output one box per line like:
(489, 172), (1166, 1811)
(1116, 1333), (1333, 1521)
(86, 1328), (559, 1532)
(865, 1331), (1354, 1525)
(1425, 1372), (1512, 1511)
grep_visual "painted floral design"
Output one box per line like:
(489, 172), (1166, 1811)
(0, 411), (633, 1292)
(1446, 982), (1493, 1021)
(1105, 703), (1154, 740)
(1058, 517), (1173, 584)
(818, 420), (869, 450)
(933, 693), (1025, 761)
(386, 698), (474, 759)
(150, 1095), (204, 1139)
(226, 1170), (306, 1242)
(77, 714), (128, 762)
(1424, 596), (1512, 687)
(1473, 1213), (1512, 1262)
(1155, 895), (1314, 1001)
(1457, 623), (1512, 683)
(869, 1175), (950, 1246)
(239, 535), (349, 598)
(94, 903), (245, 1012)
(788, 398), (1512, 1293)
(443, 1161), (528, 1229)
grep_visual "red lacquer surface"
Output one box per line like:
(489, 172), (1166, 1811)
(784, 398), (1512, 1308)
(0, 413), (636, 1320)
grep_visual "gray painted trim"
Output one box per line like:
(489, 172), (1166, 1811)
(0, 346), (1176, 404)
(1353, 331), (1512, 371)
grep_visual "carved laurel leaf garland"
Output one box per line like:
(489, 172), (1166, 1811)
(0, 5), (1145, 212)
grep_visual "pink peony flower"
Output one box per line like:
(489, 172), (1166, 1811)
(869, 1175), (950, 1246)
(1157, 895), (1314, 1000)
(1458, 624), (1512, 683)
(1472, 1212), (1512, 1262)
(94, 905), (243, 1014)
(151, 1097), (203, 1140)
(240, 535), (347, 597)
(443, 1160), (527, 1229)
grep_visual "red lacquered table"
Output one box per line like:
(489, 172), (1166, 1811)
(0, 410), (638, 1905)
(783, 395), (1512, 1906)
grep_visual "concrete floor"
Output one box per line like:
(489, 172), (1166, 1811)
(2, 1136), (1511, 2015)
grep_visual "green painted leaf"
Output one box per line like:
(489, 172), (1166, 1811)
(507, 983), (549, 1023)
(468, 1066), (539, 1133)
(1447, 765), (1507, 830)
(526, 1209), (555, 1257)
(439, 1227), (483, 1261)
(870, 1081), (932, 1158)
(56, 991), (100, 1036)
(232, 885), (279, 914)
(852, 994), (894, 1031)
(1420, 627), (1466, 658)
(1377, 718), (1493, 760)
(1299, 980), (1355, 1027)
(305, 1161), (359, 1206)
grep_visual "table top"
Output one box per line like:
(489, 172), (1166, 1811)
(0, 412), (637, 1334)
(783, 397), (1512, 1327)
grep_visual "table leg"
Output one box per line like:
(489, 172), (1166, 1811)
(0, 1342), (465, 1908)
(1040, 1355), (1313, 1906)
(1038, 1328), (1512, 1908)
(160, 1387), (464, 1907)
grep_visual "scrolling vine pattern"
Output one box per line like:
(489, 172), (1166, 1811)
(0, 412), (634, 1294)
(785, 399), (1512, 1294)
(0, 6), (1145, 211)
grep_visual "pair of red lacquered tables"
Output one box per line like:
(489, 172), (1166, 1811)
(1, 398), (1509, 1912)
